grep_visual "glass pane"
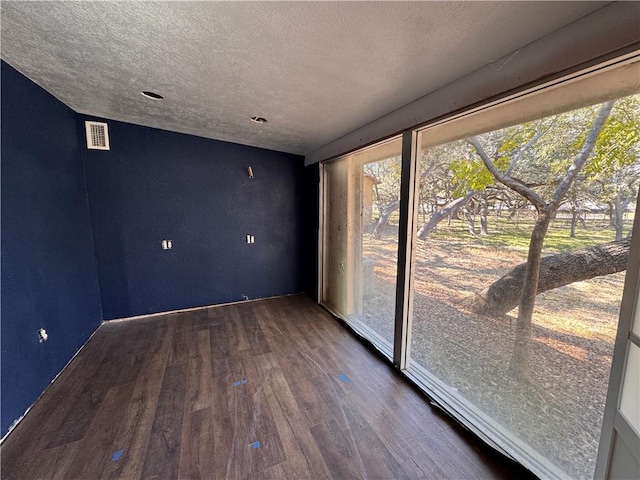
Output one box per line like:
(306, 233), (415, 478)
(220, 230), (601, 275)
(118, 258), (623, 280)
(620, 342), (640, 434)
(323, 136), (402, 355)
(409, 94), (639, 479)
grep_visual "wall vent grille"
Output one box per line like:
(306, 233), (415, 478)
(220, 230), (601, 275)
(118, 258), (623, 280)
(85, 121), (110, 150)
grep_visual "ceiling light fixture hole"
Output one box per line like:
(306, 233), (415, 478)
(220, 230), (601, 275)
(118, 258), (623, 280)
(142, 91), (164, 100)
(250, 116), (268, 124)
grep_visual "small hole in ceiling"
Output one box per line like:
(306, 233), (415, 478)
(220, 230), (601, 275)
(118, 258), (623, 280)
(142, 91), (164, 100)
(250, 116), (268, 124)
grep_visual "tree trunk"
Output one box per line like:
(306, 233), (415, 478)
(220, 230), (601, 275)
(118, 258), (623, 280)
(570, 205), (577, 238)
(372, 200), (400, 239)
(612, 194), (626, 241)
(510, 211), (551, 374)
(608, 201), (615, 228)
(469, 237), (631, 317)
(480, 191), (489, 235)
(578, 214), (587, 229)
(417, 191), (475, 240)
(463, 207), (476, 236)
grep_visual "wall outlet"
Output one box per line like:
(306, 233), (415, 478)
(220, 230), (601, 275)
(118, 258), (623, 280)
(246, 234), (255, 244)
(38, 328), (48, 343)
(161, 240), (173, 250)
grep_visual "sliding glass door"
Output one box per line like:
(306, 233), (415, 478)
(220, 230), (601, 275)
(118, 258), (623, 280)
(408, 95), (638, 478)
(320, 57), (640, 479)
(322, 136), (402, 357)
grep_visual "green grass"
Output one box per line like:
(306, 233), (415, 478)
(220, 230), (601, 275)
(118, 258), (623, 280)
(427, 214), (627, 253)
(378, 209), (633, 254)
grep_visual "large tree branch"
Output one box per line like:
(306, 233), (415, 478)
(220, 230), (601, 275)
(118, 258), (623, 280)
(469, 237), (630, 316)
(417, 190), (475, 240)
(550, 100), (615, 208)
(467, 136), (546, 210)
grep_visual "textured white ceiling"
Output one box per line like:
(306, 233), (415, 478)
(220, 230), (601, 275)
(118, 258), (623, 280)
(1, 1), (607, 155)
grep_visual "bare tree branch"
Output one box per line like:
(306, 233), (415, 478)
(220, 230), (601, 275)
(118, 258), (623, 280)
(505, 120), (551, 176)
(466, 136), (546, 210)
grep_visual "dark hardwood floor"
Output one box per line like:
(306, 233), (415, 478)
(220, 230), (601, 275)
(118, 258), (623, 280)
(1, 294), (536, 479)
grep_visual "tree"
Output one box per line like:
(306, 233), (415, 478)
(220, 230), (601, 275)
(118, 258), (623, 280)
(373, 200), (399, 239)
(416, 139), (499, 239)
(467, 100), (615, 374)
(417, 120), (549, 240)
(592, 166), (638, 240)
(568, 95), (640, 239)
(365, 156), (401, 238)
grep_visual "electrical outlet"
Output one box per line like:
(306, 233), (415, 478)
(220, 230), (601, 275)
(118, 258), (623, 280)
(246, 234), (255, 244)
(161, 240), (173, 250)
(38, 328), (48, 343)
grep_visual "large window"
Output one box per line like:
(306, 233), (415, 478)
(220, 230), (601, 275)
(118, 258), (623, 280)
(320, 58), (640, 479)
(409, 95), (637, 479)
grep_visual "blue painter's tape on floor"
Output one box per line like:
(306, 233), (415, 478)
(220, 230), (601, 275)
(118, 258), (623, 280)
(241, 379), (248, 385)
(251, 441), (261, 449)
(111, 449), (123, 461)
(233, 378), (248, 387)
(339, 374), (349, 383)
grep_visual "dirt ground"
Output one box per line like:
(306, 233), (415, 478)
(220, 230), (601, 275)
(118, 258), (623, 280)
(357, 235), (624, 480)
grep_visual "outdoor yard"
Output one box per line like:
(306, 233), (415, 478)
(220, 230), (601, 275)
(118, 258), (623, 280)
(357, 216), (628, 479)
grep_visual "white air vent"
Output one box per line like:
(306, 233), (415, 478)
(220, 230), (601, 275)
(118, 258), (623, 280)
(85, 121), (110, 150)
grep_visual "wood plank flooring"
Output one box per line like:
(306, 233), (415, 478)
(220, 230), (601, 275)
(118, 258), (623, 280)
(1, 294), (536, 479)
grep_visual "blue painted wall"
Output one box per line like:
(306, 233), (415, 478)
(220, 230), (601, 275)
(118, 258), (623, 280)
(82, 117), (305, 319)
(1, 62), (103, 435)
(1, 60), (306, 436)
